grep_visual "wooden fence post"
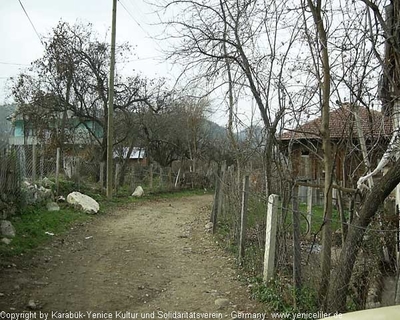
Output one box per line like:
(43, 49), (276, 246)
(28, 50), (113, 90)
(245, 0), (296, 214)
(215, 161), (227, 229)
(114, 163), (120, 193)
(238, 175), (250, 266)
(210, 171), (220, 223)
(130, 166), (135, 191)
(76, 157), (81, 189)
(55, 147), (60, 194)
(159, 167), (163, 190)
(337, 188), (347, 246)
(100, 162), (105, 188)
(175, 168), (181, 188)
(32, 144), (37, 182)
(263, 194), (279, 282)
(292, 185), (302, 299)
(40, 151), (44, 180)
(306, 186), (313, 239)
(168, 167), (172, 189)
(149, 164), (153, 191)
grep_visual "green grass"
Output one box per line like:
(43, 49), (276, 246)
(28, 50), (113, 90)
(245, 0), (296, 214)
(298, 203), (344, 235)
(214, 195), (348, 312)
(250, 276), (319, 314)
(0, 205), (92, 257)
(0, 187), (211, 258)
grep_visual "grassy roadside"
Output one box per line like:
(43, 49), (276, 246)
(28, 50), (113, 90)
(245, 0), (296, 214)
(213, 196), (345, 314)
(0, 188), (210, 258)
(0, 205), (92, 257)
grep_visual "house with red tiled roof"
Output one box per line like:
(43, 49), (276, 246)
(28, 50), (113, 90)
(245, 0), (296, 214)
(279, 104), (392, 190)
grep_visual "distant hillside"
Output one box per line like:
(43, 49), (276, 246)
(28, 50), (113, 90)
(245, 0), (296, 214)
(202, 119), (227, 139)
(202, 118), (264, 146)
(237, 125), (264, 143)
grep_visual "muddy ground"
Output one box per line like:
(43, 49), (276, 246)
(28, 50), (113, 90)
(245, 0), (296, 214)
(0, 195), (266, 318)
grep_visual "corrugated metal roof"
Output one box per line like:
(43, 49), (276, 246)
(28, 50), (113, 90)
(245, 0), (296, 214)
(113, 147), (145, 159)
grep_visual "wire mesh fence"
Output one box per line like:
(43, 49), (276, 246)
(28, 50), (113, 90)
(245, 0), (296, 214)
(0, 143), (214, 220)
(211, 161), (400, 312)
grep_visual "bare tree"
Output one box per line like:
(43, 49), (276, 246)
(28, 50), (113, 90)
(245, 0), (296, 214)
(327, 0), (400, 312)
(11, 21), (163, 162)
(157, 0), (302, 195)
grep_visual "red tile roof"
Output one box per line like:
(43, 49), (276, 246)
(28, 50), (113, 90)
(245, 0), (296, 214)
(280, 105), (392, 141)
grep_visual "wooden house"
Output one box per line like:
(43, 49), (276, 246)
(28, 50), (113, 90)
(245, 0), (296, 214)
(279, 104), (392, 192)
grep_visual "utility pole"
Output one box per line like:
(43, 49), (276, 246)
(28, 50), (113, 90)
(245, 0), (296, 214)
(106, 0), (117, 198)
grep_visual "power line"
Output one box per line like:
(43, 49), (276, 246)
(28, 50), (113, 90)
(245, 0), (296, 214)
(0, 61), (30, 66)
(118, 0), (146, 33)
(18, 0), (44, 46)
(118, 0), (164, 52)
(122, 56), (163, 62)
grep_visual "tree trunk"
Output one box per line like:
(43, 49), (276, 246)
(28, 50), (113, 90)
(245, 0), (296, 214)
(307, 0), (333, 307)
(327, 157), (400, 312)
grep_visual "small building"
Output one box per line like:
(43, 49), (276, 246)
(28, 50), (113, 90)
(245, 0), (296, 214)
(7, 110), (103, 147)
(0, 104), (15, 154)
(279, 104), (391, 200)
(7, 107), (104, 181)
(113, 147), (147, 166)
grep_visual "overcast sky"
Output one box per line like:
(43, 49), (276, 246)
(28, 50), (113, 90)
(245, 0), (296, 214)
(0, 0), (177, 104)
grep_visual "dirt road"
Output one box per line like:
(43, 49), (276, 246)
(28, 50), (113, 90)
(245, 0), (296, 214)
(0, 195), (264, 318)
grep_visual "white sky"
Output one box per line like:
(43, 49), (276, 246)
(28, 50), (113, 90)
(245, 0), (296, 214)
(0, 0), (178, 103)
(0, 0), (261, 127)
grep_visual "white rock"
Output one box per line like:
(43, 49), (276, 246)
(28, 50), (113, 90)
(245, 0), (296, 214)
(1, 238), (12, 245)
(67, 192), (99, 214)
(132, 186), (144, 197)
(1, 220), (16, 238)
(214, 298), (229, 309)
(56, 196), (66, 202)
(46, 202), (60, 212)
(27, 299), (36, 310)
(205, 222), (213, 230)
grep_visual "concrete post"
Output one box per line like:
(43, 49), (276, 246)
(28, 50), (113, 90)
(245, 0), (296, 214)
(263, 194), (279, 282)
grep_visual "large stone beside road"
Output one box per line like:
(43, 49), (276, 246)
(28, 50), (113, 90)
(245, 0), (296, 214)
(131, 186), (144, 197)
(1, 220), (16, 238)
(67, 192), (99, 214)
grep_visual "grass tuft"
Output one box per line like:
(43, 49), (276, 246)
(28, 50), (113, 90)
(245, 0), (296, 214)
(0, 205), (92, 257)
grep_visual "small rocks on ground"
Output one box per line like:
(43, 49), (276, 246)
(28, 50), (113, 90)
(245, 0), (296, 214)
(205, 222), (213, 231)
(1, 220), (16, 238)
(214, 298), (230, 309)
(1, 238), (12, 245)
(27, 299), (37, 310)
(46, 202), (60, 212)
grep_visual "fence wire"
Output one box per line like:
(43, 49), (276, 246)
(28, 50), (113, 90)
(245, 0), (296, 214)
(0, 144), (213, 220)
(212, 164), (400, 312)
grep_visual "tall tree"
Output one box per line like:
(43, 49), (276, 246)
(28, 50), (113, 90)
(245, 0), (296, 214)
(11, 21), (162, 161)
(305, 0), (333, 308)
(158, 0), (301, 195)
(327, 0), (400, 312)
